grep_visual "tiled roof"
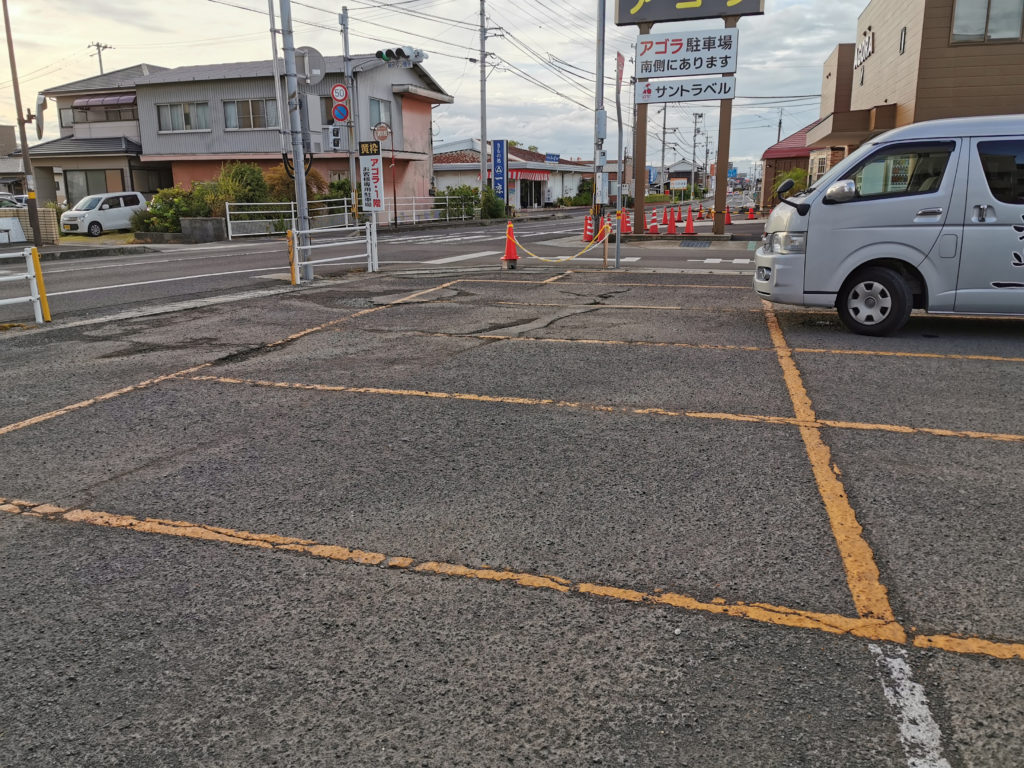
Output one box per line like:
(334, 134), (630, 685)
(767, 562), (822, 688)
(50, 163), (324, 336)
(761, 119), (825, 160)
(434, 146), (592, 166)
(24, 136), (143, 157)
(136, 56), (377, 84)
(43, 65), (168, 95)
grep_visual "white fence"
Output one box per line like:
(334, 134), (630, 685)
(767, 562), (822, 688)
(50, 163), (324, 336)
(226, 195), (477, 240)
(288, 221), (378, 284)
(0, 247), (51, 324)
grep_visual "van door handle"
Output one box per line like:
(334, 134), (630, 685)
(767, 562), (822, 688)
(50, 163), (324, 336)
(973, 204), (993, 223)
(916, 207), (943, 216)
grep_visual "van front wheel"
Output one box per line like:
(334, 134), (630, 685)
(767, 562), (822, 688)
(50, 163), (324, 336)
(87, 221), (103, 237)
(837, 266), (912, 336)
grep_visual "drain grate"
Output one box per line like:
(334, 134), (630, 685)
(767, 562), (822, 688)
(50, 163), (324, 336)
(678, 240), (712, 248)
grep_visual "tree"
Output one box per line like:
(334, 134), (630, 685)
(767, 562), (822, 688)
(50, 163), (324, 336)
(264, 165), (329, 202)
(218, 162), (268, 203)
(773, 167), (808, 195)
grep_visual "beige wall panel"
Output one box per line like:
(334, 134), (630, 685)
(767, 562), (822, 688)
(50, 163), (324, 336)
(850, 0), (926, 124)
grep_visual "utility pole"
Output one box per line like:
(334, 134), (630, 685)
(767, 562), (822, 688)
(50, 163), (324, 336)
(591, 0), (606, 252)
(88, 42), (112, 74)
(691, 112), (702, 202)
(659, 107), (667, 196)
(712, 16), (739, 235)
(479, 0), (487, 201)
(704, 139), (710, 201)
(279, 0), (312, 281)
(340, 7), (359, 207)
(777, 108), (783, 143)
(3, 0), (41, 248)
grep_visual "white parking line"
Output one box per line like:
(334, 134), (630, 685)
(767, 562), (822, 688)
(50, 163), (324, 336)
(46, 266), (287, 296)
(869, 645), (952, 768)
(424, 250), (502, 264)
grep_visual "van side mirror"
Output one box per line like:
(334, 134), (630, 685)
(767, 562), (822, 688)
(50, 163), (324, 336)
(100, 204), (110, 210)
(824, 180), (857, 204)
(775, 177), (810, 216)
(776, 178), (795, 198)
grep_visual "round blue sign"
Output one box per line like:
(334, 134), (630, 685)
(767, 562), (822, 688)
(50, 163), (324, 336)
(332, 103), (350, 122)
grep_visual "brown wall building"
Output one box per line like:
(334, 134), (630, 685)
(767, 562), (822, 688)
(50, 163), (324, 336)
(807, 0), (1024, 152)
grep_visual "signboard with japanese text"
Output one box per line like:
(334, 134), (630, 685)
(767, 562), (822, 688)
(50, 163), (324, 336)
(636, 29), (738, 79)
(637, 76), (736, 104)
(670, 178), (689, 190)
(545, 153), (560, 163)
(615, 0), (764, 26)
(492, 140), (508, 202)
(359, 141), (384, 211)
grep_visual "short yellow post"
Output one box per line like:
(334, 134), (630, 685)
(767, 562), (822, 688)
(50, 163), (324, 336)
(30, 247), (51, 322)
(287, 230), (297, 285)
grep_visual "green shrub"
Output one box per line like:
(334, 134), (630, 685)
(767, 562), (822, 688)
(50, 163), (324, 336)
(219, 161), (268, 203)
(131, 186), (211, 233)
(435, 184), (479, 220)
(571, 178), (593, 206)
(645, 193), (671, 204)
(480, 186), (505, 219)
(328, 177), (352, 200)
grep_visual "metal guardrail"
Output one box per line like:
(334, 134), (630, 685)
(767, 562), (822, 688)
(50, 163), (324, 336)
(227, 196), (477, 239)
(0, 247), (51, 325)
(288, 221), (378, 284)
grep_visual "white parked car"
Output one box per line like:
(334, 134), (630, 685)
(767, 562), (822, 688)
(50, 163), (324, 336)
(755, 114), (1024, 335)
(61, 191), (148, 237)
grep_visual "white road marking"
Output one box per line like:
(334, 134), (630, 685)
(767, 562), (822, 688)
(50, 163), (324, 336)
(869, 645), (952, 768)
(424, 250), (502, 264)
(46, 266), (287, 296)
(732, 258), (751, 264)
(568, 256), (641, 262)
(705, 258), (723, 264)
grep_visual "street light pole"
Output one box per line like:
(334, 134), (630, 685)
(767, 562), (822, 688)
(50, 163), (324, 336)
(2, 0), (42, 248)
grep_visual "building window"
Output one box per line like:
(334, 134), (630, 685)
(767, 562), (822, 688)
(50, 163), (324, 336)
(224, 99), (278, 130)
(157, 102), (209, 132)
(899, 26), (908, 54)
(59, 108), (74, 128)
(849, 143), (955, 199)
(952, 0), (1024, 42)
(978, 140), (1024, 204)
(64, 168), (123, 206)
(369, 98), (391, 128)
(68, 106), (137, 124)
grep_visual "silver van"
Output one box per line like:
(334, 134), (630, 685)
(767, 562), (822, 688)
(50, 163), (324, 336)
(754, 115), (1024, 335)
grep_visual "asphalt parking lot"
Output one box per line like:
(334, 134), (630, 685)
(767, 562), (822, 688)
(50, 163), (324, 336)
(1, 267), (1021, 767)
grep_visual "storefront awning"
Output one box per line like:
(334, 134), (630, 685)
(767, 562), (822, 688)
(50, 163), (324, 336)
(509, 169), (550, 181)
(71, 94), (137, 108)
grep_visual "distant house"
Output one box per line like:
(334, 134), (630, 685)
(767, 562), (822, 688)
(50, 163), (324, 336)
(433, 139), (591, 209)
(0, 125), (25, 195)
(759, 120), (823, 211)
(29, 58), (453, 206)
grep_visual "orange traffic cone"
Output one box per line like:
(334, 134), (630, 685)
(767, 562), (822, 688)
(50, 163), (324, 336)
(667, 210), (677, 235)
(697, 205), (704, 221)
(502, 221), (518, 269)
(747, 206), (756, 220)
(621, 210), (632, 235)
(648, 210), (659, 235)
(725, 207), (733, 226)
(685, 206), (695, 235)
(582, 216), (593, 243)
(599, 216), (608, 242)
(675, 206), (683, 223)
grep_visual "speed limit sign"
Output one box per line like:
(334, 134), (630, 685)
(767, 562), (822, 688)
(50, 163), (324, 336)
(331, 83), (348, 102)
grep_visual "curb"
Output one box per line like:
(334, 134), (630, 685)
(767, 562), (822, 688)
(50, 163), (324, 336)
(0, 244), (156, 265)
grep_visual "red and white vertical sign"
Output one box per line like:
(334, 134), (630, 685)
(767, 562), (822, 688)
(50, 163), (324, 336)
(359, 140), (384, 211)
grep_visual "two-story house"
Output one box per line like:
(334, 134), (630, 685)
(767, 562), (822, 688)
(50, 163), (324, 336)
(134, 56), (452, 196)
(30, 56), (452, 206)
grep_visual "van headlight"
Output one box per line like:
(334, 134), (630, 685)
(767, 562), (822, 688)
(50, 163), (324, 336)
(770, 232), (806, 254)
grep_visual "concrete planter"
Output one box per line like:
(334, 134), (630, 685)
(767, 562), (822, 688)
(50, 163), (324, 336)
(133, 231), (187, 245)
(181, 217), (228, 243)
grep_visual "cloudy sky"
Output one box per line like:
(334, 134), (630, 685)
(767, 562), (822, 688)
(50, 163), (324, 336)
(1, 0), (865, 174)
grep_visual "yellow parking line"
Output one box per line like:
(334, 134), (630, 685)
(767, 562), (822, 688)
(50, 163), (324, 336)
(0, 279), (459, 440)
(408, 331), (1024, 365)
(187, 375), (1024, 445)
(458, 278), (749, 290)
(7, 497), (994, 656)
(496, 301), (760, 312)
(762, 302), (898, 626)
(914, 633), (1024, 660)
(541, 271), (572, 284)
(0, 363), (212, 437)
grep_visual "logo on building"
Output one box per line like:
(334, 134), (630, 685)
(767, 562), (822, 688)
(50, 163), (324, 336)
(854, 31), (875, 68)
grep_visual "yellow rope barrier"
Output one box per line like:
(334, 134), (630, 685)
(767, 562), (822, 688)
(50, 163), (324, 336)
(512, 223), (613, 263)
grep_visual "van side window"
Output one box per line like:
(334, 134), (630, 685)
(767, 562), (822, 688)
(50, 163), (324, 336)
(978, 141), (1024, 205)
(120, 194), (142, 207)
(848, 142), (955, 200)
(103, 197), (123, 209)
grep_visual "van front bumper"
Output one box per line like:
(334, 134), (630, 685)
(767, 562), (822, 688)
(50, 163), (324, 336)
(753, 247), (805, 306)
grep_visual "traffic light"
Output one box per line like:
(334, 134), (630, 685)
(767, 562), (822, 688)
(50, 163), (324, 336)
(329, 125), (344, 151)
(375, 46), (428, 66)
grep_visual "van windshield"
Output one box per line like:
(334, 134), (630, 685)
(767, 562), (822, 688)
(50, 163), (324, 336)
(72, 195), (102, 211)
(805, 141), (881, 194)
